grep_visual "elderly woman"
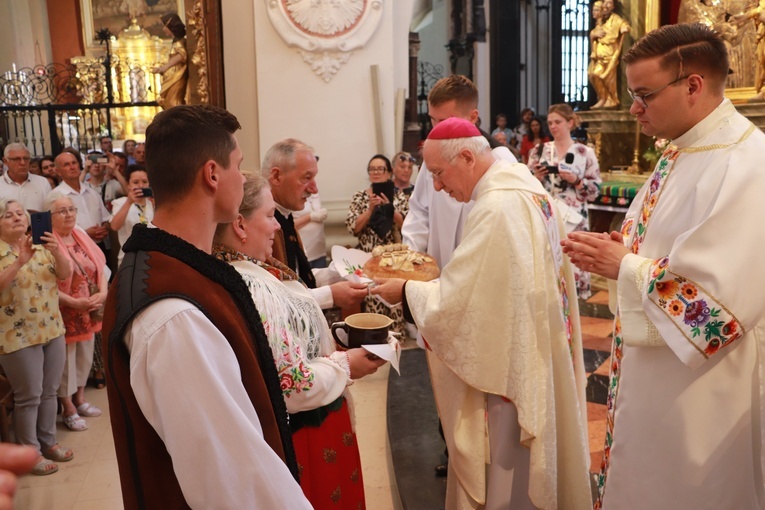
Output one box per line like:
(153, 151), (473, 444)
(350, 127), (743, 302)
(0, 199), (73, 475)
(528, 103), (601, 299)
(213, 173), (384, 509)
(46, 193), (108, 431)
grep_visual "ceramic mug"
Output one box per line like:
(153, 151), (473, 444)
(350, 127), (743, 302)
(331, 313), (393, 349)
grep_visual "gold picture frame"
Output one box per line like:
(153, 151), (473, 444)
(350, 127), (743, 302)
(80, 0), (186, 53)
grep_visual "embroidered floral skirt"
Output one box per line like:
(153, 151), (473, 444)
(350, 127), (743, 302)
(293, 398), (366, 510)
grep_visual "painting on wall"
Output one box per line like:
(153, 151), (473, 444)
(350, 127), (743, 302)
(80, 0), (186, 51)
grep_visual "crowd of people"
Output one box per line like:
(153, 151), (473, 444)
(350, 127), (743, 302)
(0, 21), (762, 510)
(0, 135), (154, 477)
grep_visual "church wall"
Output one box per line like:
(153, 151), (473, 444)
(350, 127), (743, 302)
(416, 0), (451, 92)
(0, 0), (54, 72)
(223, 0), (416, 250)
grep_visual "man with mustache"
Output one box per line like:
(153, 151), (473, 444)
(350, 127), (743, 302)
(263, 138), (367, 311)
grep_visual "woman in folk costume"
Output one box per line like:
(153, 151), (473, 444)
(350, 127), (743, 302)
(213, 173), (386, 509)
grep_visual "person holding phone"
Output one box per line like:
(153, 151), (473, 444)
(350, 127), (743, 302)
(109, 165), (154, 266)
(345, 154), (408, 251)
(45, 193), (108, 432)
(346, 154), (408, 332)
(0, 199), (74, 475)
(528, 103), (601, 298)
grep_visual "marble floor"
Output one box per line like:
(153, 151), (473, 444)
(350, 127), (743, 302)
(13, 290), (614, 509)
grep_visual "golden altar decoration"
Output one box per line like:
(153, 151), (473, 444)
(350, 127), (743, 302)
(71, 19), (171, 141)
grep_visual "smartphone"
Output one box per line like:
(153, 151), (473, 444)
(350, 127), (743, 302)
(139, 187), (153, 197)
(544, 164), (559, 174)
(30, 211), (52, 245)
(89, 154), (100, 163)
(371, 180), (395, 203)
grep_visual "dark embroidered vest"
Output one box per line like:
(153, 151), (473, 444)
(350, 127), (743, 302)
(273, 210), (317, 289)
(102, 226), (297, 510)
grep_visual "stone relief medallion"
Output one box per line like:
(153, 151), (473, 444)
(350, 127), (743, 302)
(265, 0), (384, 82)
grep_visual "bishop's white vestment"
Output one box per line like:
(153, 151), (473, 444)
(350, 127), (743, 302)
(405, 159), (592, 510)
(598, 98), (765, 510)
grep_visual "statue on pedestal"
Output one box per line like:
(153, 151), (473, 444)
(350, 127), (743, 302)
(152, 13), (188, 109)
(733, 1), (765, 100)
(589, 0), (631, 109)
(588, 1), (604, 99)
(679, 0), (756, 90)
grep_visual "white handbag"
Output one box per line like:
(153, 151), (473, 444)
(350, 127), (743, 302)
(553, 197), (584, 234)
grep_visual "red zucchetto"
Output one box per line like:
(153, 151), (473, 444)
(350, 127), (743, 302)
(426, 117), (481, 140)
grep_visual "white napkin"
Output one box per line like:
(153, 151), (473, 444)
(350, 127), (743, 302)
(330, 245), (373, 285)
(330, 245), (401, 307)
(362, 332), (402, 375)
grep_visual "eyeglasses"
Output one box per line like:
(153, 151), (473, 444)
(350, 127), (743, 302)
(6, 157), (31, 164)
(368, 166), (388, 174)
(397, 155), (415, 163)
(628, 74), (695, 109)
(51, 207), (77, 216)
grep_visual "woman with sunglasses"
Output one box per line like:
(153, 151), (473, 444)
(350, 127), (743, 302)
(391, 151), (416, 197)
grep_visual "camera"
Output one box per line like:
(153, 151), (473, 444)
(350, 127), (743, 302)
(543, 164), (559, 174)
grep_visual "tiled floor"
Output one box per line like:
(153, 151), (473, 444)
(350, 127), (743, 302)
(14, 365), (402, 510)
(580, 291), (614, 474)
(14, 290), (614, 509)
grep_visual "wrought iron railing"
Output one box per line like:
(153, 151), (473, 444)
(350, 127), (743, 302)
(417, 61), (445, 140)
(0, 30), (161, 156)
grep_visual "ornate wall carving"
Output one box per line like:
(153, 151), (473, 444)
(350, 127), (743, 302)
(265, 0), (384, 82)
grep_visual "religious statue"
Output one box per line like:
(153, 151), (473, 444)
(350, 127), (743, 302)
(589, 0), (630, 109)
(679, 0), (756, 89)
(588, 1), (604, 96)
(152, 13), (188, 109)
(732, 1), (765, 100)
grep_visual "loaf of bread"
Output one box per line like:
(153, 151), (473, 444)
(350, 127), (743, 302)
(363, 244), (440, 282)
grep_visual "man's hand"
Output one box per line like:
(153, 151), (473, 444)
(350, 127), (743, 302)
(0, 444), (37, 510)
(370, 278), (406, 305)
(561, 230), (630, 280)
(346, 348), (388, 379)
(329, 281), (368, 308)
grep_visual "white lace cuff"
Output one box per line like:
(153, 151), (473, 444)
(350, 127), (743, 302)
(328, 351), (353, 385)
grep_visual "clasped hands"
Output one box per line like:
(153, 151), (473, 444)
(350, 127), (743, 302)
(561, 231), (631, 280)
